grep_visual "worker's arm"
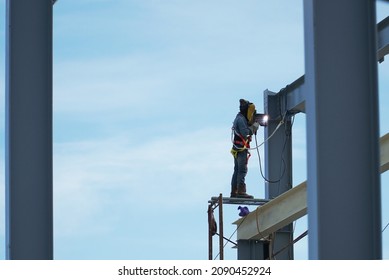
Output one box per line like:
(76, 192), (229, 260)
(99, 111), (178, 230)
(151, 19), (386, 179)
(235, 116), (253, 140)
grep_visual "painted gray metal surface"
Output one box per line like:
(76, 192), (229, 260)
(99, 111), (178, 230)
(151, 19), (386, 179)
(6, 0), (53, 259)
(304, 0), (381, 259)
(263, 91), (294, 259)
(264, 92), (293, 199)
(378, 16), (389, 62)
(237, 240), (269, 260)
(237, 2), (388, 260)
(272, 16), (389, 116)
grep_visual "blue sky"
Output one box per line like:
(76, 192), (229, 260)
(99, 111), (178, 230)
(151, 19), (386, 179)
(0, 0), (389, 260)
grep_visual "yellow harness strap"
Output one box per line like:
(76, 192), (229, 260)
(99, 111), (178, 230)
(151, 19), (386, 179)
(230, 148), (239, 158)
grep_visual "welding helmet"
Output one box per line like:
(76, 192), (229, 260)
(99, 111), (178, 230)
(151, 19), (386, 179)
(239, 99), (256, 124)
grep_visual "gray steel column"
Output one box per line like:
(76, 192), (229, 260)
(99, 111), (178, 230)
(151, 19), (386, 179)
(237, 240), (269, 260)
(6, 0), (53, 259)
(263, 91), (293, 259)
(304, 0), (381, 259)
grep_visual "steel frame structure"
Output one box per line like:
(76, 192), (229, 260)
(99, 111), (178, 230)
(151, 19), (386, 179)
(236, 1), (388, 260)
(235, 133), (389, 240)
(5, 0), (389, 261)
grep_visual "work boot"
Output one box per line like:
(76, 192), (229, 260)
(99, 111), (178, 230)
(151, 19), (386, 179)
(237, 183), (254, 199)
(230, 185), (238, 198)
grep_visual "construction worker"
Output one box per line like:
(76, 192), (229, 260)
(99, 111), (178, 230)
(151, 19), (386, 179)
(230, 99), (259, 198)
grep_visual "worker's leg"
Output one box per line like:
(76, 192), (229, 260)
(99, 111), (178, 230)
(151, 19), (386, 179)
(231, 156), (239, 197)
(236, 150), (248, 185)
(236, 150), (253, 198)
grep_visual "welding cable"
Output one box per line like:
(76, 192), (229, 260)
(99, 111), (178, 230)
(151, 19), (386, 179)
(248, 119), (284, 150)
(213, 215), (249, 260)
(274, 114), (294, 194)
(254, 112), (294, 184)
(248, 111), (288, 150)
(254, 133), (286, 184)
(230, 118), (284, 151)
(383, 221), (389, 233)
(255, 207), (260, 234)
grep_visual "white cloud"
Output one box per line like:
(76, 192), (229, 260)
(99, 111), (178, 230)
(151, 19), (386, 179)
(52, 0), (305, 122)
(53, 126), (232, 237)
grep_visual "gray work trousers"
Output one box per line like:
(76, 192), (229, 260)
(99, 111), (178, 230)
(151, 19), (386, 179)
(231, 149), (248, 191)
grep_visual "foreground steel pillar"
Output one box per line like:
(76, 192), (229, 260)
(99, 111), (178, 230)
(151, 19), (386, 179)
(304, 0), (381, 259)
(6, 0), (53, 259)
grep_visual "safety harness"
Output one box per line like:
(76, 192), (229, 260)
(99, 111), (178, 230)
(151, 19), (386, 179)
(231, 127), (251, 163)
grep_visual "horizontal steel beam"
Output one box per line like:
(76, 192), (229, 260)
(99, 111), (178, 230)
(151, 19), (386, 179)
(381, 133), (389, 173)
(378, 16), (389, 62)
(285, 75), (305, 113)
(235, 133), (389, 240)
(271, 16), (389, 115)
(234, 181), (306, 240)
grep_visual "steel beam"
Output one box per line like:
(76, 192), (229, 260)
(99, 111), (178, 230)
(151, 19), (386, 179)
(234, 133), (388, 241)
(237, 240), (269, 260)
(264, 77), (306, 119)
(271, 16), (389, 116)
(262, 91), (294, 259)
(378, 16), (389, 62)
(234, 181), (307, 240)
(237, 4), (388, 261)
(264, 94), (293, 199)
(381, 133), (389, 173)
(304, 0), (381, 259)
(6, 0), (53, 259)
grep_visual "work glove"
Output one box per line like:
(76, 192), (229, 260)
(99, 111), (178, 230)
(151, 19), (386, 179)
(250, 122), (260, 134)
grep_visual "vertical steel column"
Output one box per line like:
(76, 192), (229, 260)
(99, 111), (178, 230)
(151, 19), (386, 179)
(263, 91), (293, 260)
(304, 0), (381, 259)
(6, 0), (53, 259)
(237, 240), (269, 260)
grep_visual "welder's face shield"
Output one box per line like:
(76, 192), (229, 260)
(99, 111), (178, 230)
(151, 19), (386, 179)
(247, 103), (256, 125)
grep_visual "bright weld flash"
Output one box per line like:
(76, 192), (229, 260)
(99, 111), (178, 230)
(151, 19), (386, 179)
(255, 113), (269, 126)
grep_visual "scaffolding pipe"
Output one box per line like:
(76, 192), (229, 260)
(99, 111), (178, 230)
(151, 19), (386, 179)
(207, 204), (213, 260)
(218, 194), (224, 260)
